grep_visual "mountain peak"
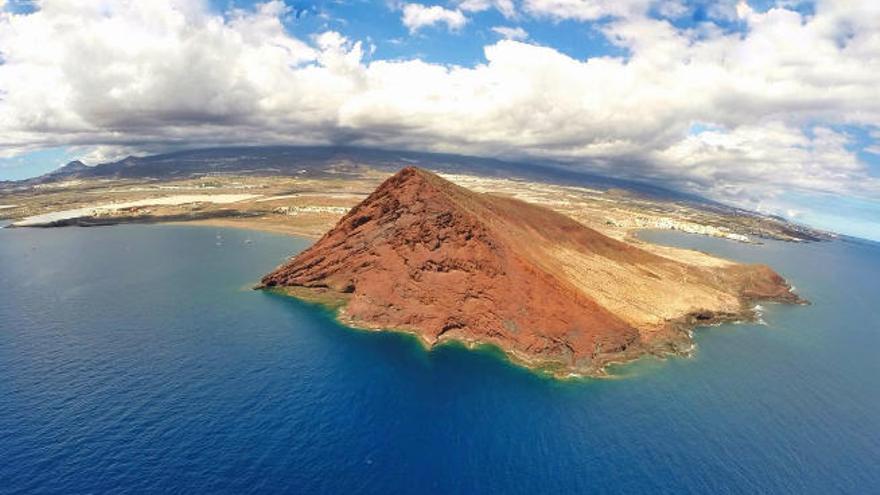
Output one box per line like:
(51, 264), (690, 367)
(396, 165), (429, 177)
(373, 166), (454, 196)
(44, 159), (89, 178)
(260, 167), (802, 376)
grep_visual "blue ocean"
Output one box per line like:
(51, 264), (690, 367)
(1, 224), (878, 494)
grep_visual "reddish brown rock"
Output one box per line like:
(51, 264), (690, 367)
(260, 167), (803, 375)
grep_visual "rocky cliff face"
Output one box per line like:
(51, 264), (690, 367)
(260, 167), (802, 375)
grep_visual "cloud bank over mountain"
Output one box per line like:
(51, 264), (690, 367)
(1, 0), (878, 226)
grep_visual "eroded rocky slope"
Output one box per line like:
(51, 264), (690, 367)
(260, 167), (803, 375)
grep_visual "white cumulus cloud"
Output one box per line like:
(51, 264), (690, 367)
(524, 0), (651, 21)
(401, 3), (467, 33)
(457, 0), (517, 18)
(491, 26), (528, 40)
(0, 0), (879, 212)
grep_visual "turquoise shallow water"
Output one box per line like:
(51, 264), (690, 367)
(0, 224), (878, 494)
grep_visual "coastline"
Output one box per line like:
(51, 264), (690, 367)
(6, 217), (807, 379)
(166, 217), (325, 240)
(4, 212), (326, 240)
(261, 282), (805, 380)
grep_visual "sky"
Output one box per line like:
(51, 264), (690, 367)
(0, 0), (879, 240)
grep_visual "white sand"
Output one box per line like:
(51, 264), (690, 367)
(13, 194), (260, 226)
(256, 193), (364, 202)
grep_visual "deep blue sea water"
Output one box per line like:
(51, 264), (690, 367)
(1, 224), (878, 494)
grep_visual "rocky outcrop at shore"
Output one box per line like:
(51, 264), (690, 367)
(259, 167), (803, 376)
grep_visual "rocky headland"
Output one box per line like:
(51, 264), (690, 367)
(259, 167), (804, 377)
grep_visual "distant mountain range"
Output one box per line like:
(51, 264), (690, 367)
(4, 145), (831, 241)
(16, 145), (714, 204)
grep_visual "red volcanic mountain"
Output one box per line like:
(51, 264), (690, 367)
(260, 167), (801, 375)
